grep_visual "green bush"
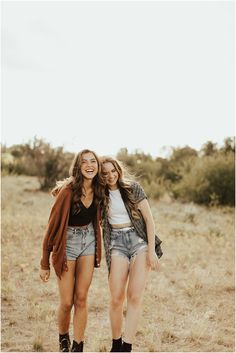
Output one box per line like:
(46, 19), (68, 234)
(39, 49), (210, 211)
(1, 138), (73, 191)
(172, 153), (235, 206)
(141, 178), (167, 200)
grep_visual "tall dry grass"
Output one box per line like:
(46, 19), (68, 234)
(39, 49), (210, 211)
(1, 176), (235, 352)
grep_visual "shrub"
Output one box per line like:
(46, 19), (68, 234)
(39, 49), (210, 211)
(1, 138), (73, 191)
(173, 153), (235, 206)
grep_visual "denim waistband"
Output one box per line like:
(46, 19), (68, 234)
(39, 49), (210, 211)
(67, 222), (93, 234)
(111, 226), (135, 234)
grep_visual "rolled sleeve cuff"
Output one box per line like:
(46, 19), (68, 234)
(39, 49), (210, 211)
(40, 249), (51, 270)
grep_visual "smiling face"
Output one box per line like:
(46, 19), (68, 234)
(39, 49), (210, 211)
(80, 152), (98, 180)
(102, 161), (119, 190)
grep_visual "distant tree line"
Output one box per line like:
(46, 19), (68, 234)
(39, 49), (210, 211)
(1, 137), (235, 206)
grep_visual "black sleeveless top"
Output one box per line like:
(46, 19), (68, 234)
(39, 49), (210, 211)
(68, 199), (97, 226)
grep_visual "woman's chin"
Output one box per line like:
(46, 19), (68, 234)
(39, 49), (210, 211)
(83, 173), (96, 180)
(108, 183), (118, 190)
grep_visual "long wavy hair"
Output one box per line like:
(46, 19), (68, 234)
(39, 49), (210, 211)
(52, 149), (105, 214)
(100, 156), (140, 219)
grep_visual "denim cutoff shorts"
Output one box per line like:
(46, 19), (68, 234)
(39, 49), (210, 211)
(110, 227), (148, 263)
(66, 222), (95, 260)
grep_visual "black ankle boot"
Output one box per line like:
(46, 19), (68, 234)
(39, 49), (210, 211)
(121, 341), (132, 352)
(59, 333), (71, 352)
(71, 340), (84, 352)
(110, 337), (122, 352)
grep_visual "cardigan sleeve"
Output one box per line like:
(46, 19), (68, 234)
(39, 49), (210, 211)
(40, 187), (71, 270)
(131, 181), (147, 204)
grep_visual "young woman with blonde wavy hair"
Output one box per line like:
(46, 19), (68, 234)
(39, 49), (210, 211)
(101, 157), (163, 352)
(39, 149), (105, 352)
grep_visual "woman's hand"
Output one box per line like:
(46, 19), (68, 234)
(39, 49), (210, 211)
(147, 250), (160, 271)
(39, 269), (50, 282)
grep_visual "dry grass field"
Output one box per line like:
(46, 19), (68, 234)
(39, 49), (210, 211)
(1, 175), (235, 352)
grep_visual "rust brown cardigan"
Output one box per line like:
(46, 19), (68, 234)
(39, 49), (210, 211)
(40, 185), (102, 279)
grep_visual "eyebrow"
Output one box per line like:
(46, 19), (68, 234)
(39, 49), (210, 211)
(82, 157), (97, 162)
(103, 168), (116, 173)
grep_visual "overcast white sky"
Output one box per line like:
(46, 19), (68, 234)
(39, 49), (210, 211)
(1, 0), (235, 157)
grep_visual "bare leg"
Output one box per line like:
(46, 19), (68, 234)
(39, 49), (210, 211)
(123, 251), (149, 344)
(109, 255), (129, 339)
(73, 255), (95, 343)
(57, 260), (76, 334)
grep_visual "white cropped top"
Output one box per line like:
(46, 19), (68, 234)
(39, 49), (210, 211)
(108, 188), (131, 225)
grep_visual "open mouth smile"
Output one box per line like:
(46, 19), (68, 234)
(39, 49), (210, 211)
(85, 169), (95, 175)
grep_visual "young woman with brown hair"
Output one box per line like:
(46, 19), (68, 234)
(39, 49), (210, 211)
(101, 157), (163, 352)
(39, 149), (105, 352)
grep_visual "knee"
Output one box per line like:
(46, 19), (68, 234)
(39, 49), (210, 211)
(60, 301), (73, 313)
(74, 293), (87, 309)
(110, 294), (124, 309)
(127, 291), (141, 307)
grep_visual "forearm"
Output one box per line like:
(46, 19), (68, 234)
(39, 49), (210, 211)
(146, 219), (156, 252)
(137, 198), (156, 252)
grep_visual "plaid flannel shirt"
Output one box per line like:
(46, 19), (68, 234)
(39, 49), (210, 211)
(102, 181), (163, 274)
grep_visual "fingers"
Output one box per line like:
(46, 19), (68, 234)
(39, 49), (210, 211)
(155, 260), (161, 271)
(147, 253), (161, 272)
(149, 259), (160, 271)
(40, 274), (46, 282)
(41, 275), (49, 282)
(39, 271), (50, 282)
(151, 263), (158, 271)
(40, 275), (49, 282)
